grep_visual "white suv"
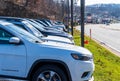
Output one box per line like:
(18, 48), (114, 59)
(0, 21), (94, 81)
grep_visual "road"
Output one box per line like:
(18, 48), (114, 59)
(76, 23), (120, 56)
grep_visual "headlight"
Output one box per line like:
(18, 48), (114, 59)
(68, 35), (73, 41)
(69, 37), (73, 41)
(71, 53), (93, 61)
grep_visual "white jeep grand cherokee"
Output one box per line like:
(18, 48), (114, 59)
(0, 21), (94, 81)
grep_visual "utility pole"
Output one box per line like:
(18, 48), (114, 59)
(71, 0), (73, 35)
(67, 0), (70, 32)
(74, 0), (77, 26)
(61, 0), (64, 22)
(81, 0), (85, 47)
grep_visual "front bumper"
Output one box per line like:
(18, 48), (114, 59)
(89, 76), (94, 81)
(68, 60), (95, 81)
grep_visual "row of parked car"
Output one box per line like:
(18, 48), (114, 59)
(0, 16), (94, 81)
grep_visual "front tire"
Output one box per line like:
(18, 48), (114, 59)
(32, 65), (68, 81)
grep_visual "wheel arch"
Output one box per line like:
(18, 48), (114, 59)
(27, 59), (72, 81)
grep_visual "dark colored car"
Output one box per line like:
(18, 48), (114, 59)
(35, 19), (67, 32)
(28, 19), (63, 32)
(0, 16), (73, 40)
(26, 19), (73, 40)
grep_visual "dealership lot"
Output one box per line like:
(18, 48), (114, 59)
(0, 19), (94, 81)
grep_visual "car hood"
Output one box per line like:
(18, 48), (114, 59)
(46, 29), (64, 33)
(44, 30), (70, 37)
(42, 41), (92, 55)
(44, 27), (62, 32)
(42, 35), (74, 44)
(52, 25), (65, 28)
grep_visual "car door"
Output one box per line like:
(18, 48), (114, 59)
(0, 28), (27, 77)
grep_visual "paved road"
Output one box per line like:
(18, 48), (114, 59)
(76, 23), (120, 55)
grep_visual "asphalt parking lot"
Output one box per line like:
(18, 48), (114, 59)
(0, 76), (94, 81)
(0, 78), (26, 81)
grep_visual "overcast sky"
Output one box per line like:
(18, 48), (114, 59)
(77, 0), (120, 5)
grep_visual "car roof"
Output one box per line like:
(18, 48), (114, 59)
(0, 20), (13, 26)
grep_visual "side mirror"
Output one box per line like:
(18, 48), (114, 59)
(9, 37), (20, 44)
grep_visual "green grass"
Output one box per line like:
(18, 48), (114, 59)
(73, 29), (120, 81)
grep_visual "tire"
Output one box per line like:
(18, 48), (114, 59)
(32, 64), (68, 81)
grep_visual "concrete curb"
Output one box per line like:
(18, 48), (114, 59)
(90, 38), (120, 57)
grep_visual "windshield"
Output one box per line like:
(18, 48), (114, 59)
(36, 20), (49, 27)
(45, 21), (53, 26)
(29, 19), (45, 27)
(21, 21), (43, 38)
(55, 21), (63, 25)
(2, 22), (43, 43)
(26, 20), (45, 31)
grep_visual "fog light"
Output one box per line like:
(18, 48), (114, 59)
(81, 72), (89, 78)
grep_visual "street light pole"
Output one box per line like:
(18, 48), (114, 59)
(61, 0), (64, 22)
(71, 0), (73, 35)
(67, 0), (70, 32)
(81, 0), (85, 47)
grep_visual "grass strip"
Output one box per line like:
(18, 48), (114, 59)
(74, 29), (120, 81)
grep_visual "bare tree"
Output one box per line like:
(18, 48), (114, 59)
(0, 0), (64, 20)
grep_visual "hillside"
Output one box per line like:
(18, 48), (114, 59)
(86, 4), (120, 18)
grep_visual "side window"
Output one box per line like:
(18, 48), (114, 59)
(0, 28), (13, 44)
